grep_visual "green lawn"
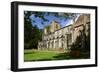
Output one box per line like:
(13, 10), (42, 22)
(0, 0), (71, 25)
(24, 49), (90, 62)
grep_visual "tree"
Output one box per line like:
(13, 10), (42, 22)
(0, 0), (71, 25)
(24, 11), (43, 49)
(30, 25), (42, 49)
(70, 24), (90, 58)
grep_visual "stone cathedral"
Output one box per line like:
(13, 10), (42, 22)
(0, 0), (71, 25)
(38, 14), (90, 52)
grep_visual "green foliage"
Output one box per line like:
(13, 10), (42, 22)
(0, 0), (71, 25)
(70, 25), (90, 53)
(45, 25), (51, 34)
(70, 35), (82, 51)
(24, 12), (43, 49)
(24, 18), (32, 43)
(24, 25), (42, 49)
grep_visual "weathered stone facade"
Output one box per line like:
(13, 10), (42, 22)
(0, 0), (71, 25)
(38, 14), (90, 52)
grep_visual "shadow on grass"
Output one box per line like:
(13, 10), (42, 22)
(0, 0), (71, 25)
(24, 52), (35, 54)
(24, 51), (38, 54)
(53, 53), (76, 60)
(79, 52), (90, 59)
(53, 52), (90, 60)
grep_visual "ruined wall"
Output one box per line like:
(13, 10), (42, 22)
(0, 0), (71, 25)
(38, 14), (90, 51)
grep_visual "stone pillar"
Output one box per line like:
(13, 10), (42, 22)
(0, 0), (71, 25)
(66, 34), (68, 50)
(55, 39), (57, 50)
(50, 40), (52, 49)
(64, 35), (66, 49)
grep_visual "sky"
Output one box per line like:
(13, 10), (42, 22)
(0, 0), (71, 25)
(29, 11), (79, 29)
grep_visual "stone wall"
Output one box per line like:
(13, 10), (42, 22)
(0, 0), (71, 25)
(38, 14), (90, 52)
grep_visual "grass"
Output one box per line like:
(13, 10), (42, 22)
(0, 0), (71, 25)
(24, 50), (58, 61)
(24, 49), (90, 62)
